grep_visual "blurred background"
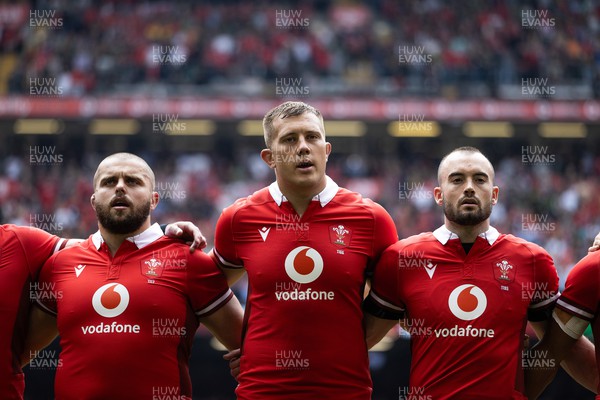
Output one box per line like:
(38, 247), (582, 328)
(1, 0), (599, 398)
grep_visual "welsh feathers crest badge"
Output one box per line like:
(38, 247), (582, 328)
(329, 224), (352, 247)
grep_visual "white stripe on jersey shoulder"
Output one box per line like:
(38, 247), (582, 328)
(557, 298), (595, 320)
(196, 289), (233, 317)
(213, 247), (243, 269)
(370, 291), (404, 312)
(53, 238), (66, 254)
(529, 291), (560, 309)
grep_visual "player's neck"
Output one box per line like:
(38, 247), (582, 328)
(444, 220), (490, 243)
(278, 180), (326, 217)
(282, 192), (312, 217)
(99, 221), (151, 256)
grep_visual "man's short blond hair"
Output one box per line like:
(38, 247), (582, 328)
(262, 101), (324, 148)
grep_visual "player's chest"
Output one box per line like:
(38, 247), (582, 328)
(401, 250), (538, 322)
(53, 256), (188, 323)
(238, 217), (371, 290)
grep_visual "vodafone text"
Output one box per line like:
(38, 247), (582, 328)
(434, 325), (495, 338)
(274, 282), (334, 301)
(81, 321), (140, 334)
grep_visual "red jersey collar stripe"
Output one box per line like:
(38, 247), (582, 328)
(91, 223), (163, 250)
(268, 175), (339, 207)
(432, 225), (500, 246)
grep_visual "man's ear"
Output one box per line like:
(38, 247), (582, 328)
(261, 148), (276, 169)
(150, 192), (159, 210)
(90, 194), (96, 210)
(433, 187), (443, 206)
(491, 186), (499, 205)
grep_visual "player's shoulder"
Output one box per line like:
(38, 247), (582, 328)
(570, 251), (600, 276)
(0, 223), (21, 242)
(220, 187), (271, 217)
(41, 236), (93, 275)
(154, 236), (212, 259)
(400, 232), (437, 248)
(0, 224), (55, 243)
(49, 235), (94, 261)
(147, 237), (216, 275)
(331, 187), (388, 215)
(332, 187), (367, 205)
(386, 232), (436, 253)
(498, 234), (550, 258)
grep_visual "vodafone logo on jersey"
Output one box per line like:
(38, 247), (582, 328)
(448, 284), (487, 321)
(276, 246), (334, 301)
(284, 246), (324, 284)
(92, 283), (130, 318)
(81, 283), (140, 335)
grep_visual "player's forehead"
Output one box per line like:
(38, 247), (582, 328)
(271, 112), (324, 140)
(95, 158), (152, 183)
(440, 151), (494, 178)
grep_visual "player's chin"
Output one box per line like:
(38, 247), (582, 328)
(111, 208), (132, 218)
(292, 174), (320, 188)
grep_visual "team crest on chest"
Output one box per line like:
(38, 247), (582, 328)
(492, 259), (516, 284)
(329, 225), (352, 247)
(141, 258), (164, 278)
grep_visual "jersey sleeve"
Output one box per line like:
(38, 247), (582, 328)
(211, 204), (244, 270)
(366, 201), (398, 274)
(187, 250), (234, 318)
(35, 255), (59, 315)
(14, 225), (64, 279)
(527, 245), (560, 322)
(556, 252), (600, 322)
(364, 244), (405, 320)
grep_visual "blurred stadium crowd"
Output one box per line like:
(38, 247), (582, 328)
(1, 0), (599, 98)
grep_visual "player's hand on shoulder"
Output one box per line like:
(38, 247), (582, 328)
(588, 231), (600, 253)
(165, 221), (207, 252)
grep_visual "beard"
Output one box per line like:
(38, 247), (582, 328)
(94, 198), (151, 234)
(443, 199), (492, 226)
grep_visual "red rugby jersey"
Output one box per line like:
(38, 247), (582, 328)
(0, 225), (62, 400)
(212, 177), (398, 399)
(37, 223), (232, 400)
(556, 251), (600, 397)
(367, 226), (559, 400)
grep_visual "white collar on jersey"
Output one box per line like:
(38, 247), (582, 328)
(92, 222), (163, 250)
(432, 225), (500, 246)
(268, 175), (339, 207)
